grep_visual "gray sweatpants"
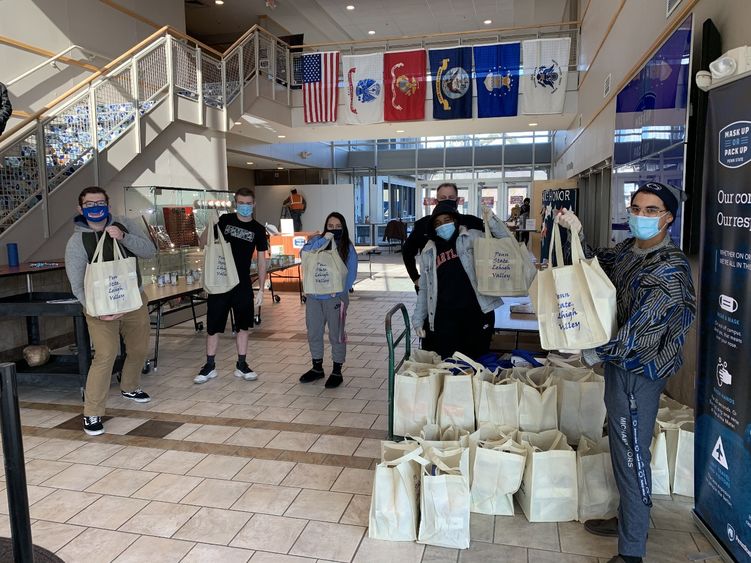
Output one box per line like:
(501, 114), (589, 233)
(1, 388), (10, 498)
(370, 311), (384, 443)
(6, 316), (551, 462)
(305, 295), (348, 363)
(604, 362), (667, 558)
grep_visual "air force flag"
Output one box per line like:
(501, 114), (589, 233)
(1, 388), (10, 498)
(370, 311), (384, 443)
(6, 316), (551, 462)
(521, 37), (571, 114)
(342, 53), (384, 124)
(473, 43), (520, 118)
(429, 47), (473, 119)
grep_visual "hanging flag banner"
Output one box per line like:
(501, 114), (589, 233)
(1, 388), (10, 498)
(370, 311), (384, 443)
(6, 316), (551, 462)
(473, 42), (520, 118)
(302, 51), (340, 124)
(695, 74), (751, 563)
(520, 37), (571, 115)
(428, 46), (473, 120)
(384, 49), (427, 122)
(342, 53), (384, 124)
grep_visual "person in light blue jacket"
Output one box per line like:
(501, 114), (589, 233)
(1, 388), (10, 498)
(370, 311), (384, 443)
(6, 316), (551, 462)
(299, 212), (358, 388)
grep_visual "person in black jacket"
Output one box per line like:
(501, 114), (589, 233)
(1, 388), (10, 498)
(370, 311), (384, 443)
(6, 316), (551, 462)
(0, 82), (12, 135)
(402, 182), (483, 292)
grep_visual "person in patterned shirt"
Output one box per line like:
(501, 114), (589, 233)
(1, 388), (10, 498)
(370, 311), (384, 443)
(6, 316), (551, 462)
(556, 182), (696, 563)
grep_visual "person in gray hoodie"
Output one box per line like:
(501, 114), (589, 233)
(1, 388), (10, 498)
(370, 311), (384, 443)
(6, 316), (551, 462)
(65, 186), (156, 435)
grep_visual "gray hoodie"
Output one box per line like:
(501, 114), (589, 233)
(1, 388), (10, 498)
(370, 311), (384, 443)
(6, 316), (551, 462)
(64, 215), (156, 306)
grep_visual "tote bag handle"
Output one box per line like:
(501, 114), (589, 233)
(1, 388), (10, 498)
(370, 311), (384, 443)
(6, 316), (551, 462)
(90, 231), (125, 264)
(548, 223), (566, 266)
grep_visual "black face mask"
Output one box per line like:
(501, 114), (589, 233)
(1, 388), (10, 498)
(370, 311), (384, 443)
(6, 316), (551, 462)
(439, 199), (458, 210)
(329, 229), (343, 241)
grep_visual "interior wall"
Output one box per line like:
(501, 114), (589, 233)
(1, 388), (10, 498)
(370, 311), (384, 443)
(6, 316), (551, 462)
(253, 184), (355, 234)
(227, 166), (256, 191)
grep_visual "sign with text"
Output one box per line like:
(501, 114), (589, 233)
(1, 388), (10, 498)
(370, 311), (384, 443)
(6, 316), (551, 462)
(540, 188), (578, 263)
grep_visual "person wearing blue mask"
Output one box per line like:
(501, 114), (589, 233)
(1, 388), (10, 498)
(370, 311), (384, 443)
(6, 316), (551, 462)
(64, 186), (157, 436)
(556, 182), (696, 563)
(196, 187), (268, 384)
(412, 200), (513, 359)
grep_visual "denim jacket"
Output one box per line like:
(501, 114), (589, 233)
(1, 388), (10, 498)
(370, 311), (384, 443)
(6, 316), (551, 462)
(412, 211), (512, 331)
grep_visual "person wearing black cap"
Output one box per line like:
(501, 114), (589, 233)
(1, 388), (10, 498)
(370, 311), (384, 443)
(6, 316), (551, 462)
(411, 200), (513, 359)
(557, 182), (696, 563)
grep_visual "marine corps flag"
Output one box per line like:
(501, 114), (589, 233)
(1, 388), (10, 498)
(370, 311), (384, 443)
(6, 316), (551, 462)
(520, 37), (571, 115)
(384, 50), (426, 121)
(429, 47), (473, 119)
(473, 42), (520, 118)
(342, 53), (384, 124)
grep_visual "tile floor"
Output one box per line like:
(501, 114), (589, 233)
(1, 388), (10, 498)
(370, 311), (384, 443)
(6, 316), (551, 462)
(8, 256), (714, 562)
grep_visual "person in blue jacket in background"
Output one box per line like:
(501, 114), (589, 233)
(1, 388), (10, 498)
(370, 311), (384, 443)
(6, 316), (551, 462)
(299, 212), (357, 388)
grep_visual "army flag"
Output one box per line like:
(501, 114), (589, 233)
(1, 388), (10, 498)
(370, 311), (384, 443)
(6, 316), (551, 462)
(520, 37), (571, 114)
(473, 42), (520, 118)
(384, 50), (426, 121)
(429, 47), (473, 119)
(342, 53), (384, 124)
(302, 51), (340, 123)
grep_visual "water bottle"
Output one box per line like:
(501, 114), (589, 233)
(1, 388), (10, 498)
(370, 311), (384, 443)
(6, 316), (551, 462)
(6, 243), (19, 267)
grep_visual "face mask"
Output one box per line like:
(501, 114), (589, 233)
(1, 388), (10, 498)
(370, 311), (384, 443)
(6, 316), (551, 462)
(435, 223), (456, 241)
(329, 228), (343, 241)
(628, 214), (663, 240)
(438, 198), (458, 210)
(82, 205), (109, 223)
(236, 203), (253, 217)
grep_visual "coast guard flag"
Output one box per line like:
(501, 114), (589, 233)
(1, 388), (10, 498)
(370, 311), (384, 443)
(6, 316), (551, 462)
(429, 47), (473, 119)
(473, 43), (520, 118)
(520, 37), (571, 114)
(384, 50), (426, 121)
(342, 53), (383, 124)
(303, 51), (340, 123)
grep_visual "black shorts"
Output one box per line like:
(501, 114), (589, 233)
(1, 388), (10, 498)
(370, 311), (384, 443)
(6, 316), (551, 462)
(206, 284), (254, 334)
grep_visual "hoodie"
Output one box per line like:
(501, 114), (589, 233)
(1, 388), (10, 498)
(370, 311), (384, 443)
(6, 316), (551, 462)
(64, 215), (157, 306)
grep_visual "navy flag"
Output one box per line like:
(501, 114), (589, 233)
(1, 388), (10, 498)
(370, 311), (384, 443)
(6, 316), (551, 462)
(473, 43), (520, 118)
(429, 47), (473, 119)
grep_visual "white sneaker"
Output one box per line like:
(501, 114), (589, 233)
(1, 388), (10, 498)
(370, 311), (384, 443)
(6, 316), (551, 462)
(194, 364), (218, 384)
(234, 361), (258, 381)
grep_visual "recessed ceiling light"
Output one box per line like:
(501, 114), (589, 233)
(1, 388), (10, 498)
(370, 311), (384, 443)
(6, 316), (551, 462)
(368, 30), (376, 35)
(395, 129), (405, 133)
(528, 122), (539, 126)
(215, 0), (224, 5)
(484, 19), (492, 25)
(277, 135), (286, 138)
(346, 4), (355, 10)
(234, 121), (242, 125)
(246, 161), (254, 165)
(277, 166), (284, 170)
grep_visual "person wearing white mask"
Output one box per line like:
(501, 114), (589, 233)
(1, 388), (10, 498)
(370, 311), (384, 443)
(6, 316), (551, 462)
(195, 188), (268, 384)
(556, 182), (696, 563)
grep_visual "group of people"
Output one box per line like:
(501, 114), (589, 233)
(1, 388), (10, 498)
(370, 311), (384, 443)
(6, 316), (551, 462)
(63, 178), (695, 563)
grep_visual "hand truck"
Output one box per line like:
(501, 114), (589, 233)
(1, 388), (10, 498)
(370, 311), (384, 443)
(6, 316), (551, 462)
(385, 303), (411, 441)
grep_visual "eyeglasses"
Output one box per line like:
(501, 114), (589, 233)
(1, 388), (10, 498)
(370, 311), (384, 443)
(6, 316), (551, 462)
(82, 200), (108, 208)
(627, 205), (667, 218)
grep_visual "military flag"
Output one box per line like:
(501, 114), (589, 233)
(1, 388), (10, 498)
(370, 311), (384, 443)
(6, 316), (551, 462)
(302, 51), (340, 123)
(520, 37), (571, 114)
(342, 53), (384, 124)
(384, 50), (426, 121)
(473, 42), (520, 118)
(429, 46), (473, 119)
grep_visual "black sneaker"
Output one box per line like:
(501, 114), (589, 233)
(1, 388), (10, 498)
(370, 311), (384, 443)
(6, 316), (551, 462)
(234, 361), (258, 381)
(324, 374), (343, 388)
(121, 388), (151, 403)
(83, 416), (104, 436)
(299, 367), (324, 383)
(194, 363), (218, 384)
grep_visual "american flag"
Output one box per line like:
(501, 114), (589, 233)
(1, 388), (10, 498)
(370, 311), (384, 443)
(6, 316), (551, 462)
(303, 51), (340, 123)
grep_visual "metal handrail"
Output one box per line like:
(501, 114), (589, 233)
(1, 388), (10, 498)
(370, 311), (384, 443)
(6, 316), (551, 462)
(7, 44), (111, 87)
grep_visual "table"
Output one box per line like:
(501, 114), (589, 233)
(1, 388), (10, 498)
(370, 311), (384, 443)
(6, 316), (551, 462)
(259, 260), (302, 304)
(494, 296), (539, 349)
(354, 245), (378, 283)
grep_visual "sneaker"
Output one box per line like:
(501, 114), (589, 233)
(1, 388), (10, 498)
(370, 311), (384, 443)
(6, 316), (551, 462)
(584, 518), (618, 537)
(299, 368), (324, 383)
(83, 416), (104, 436)
(194, 363), (218, 384)
(234, 361), (258, 381)
(121, 388), (151, 403)
(324, 374), (343, 388)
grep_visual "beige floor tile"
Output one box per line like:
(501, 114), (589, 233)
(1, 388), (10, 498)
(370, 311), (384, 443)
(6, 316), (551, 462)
(266, 431), (320, 452)
(558, 521), (618, 558)
(183, 424), (241, 444)
(56, 528), (138, 563)
(120, 500), (200, 537)
(691, 531), (717, 554)
(182, 401), (233, 417)
(86, 468), (159, 497)
(68, 495), (149, 529)
(458, 541), (527, 562)
(25, 438), (85, 461)
(218, 404), (266, 419)
(340, 494), (370, 526)
(29, 489), (100, 523)
(182, 543), (254, 563)
(41, 463), (114, 491)
(248, 553), (315, 563)
(181, 478), (250, 508)
(132, 472), (203, 503)
(285, 489), (352, 522)
(331, 468), (373, 495)
(233, 483), (301, 515)
(644, 529), (703, 563)
(142, 450), (207, 475)
(493, 513), (559, 550)
(331, 412), (378, 429)
(233, 458), (297, 485)
(528, 549), (599, 563)
(362, 400), (388, 415)
(164, 423), (203, 440)
(113, 535), (194, 563)
(59, 443), (125, 464)
(225, 427), (280, 447)
(353, 439), (381, 459)
(281, 463), (343, 491)
(470, 513), (495, 543)
(255, 407), (304, 423)
(253, 394), (297, 408)
(651, 498), (699, 533)
(187, 453), (249, 479)
(173, 506), (252, 545)
(353, 536), (425, 563)
(100, 446), (165, 470)
(30, 520), (86, 552)
(289, 521), (365, 562)
(422, 545), (460, 563)
(325, 399), (367, 413)
(289, 396), (333, 410)
(24, 459), (72, 486)
(291, 409), (339, 426)
(231, 514), (308, 553)
(309, 436), (362, 456)
(102, 417), (151, 435)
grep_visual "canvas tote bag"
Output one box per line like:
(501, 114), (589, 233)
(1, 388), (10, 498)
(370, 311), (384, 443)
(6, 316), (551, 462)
(514, 367), (558, 433)
(474, 218), (533, 296)
(532, 224), (616, 350)
(203, 220), (240, 294)
(470, 437), (527, 515)
(436, 372), (476, 432)
(577, 436), (619, 522)
(393, 369), (444, 437)
(301, 238), (347, 295)
(474, 371), (521, 429)
(553, 367), (606, 444)
(84, 232), (143, 317)
(650, 424), (671, 496)
(657, 407), (695, 497)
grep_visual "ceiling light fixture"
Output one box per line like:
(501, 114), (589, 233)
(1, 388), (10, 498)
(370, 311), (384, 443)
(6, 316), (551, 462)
(346, 5), (355, 10)
(484, 19), (492, 25)
(246, 161), (254, 165)
(234, 121), (242, 125)
(395, 129), (405, 133)
(277, 134), (286, 138)
(277, 166), (284, 170)
(215, 0), (224, 5)
(528, 122), (538, 127)
(368, 30), (376, 35)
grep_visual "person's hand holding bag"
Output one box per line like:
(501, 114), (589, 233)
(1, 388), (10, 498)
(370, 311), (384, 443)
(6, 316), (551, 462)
(556, 208), (582, 232)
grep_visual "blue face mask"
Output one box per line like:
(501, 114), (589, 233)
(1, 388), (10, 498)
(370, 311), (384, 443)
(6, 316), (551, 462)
(628, 214), (664, 240)
(82, 205), (109, 223)
(435, 222), (456, 241)
(236, 203), (253, 217)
